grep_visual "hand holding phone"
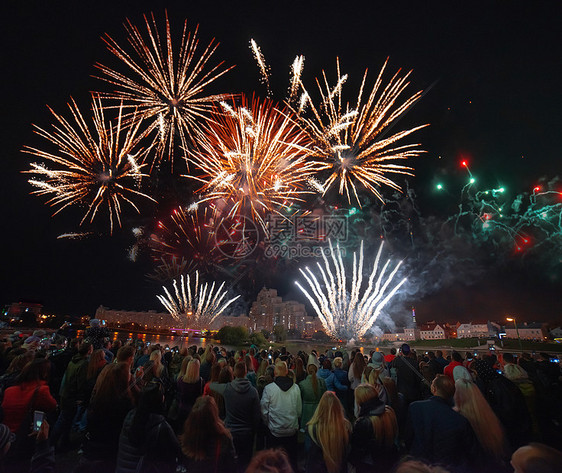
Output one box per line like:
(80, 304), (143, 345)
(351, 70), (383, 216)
(33, 410), (45, 432)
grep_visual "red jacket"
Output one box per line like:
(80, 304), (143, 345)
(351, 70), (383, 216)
(443, 361), (463, 380)
(1, 380), (57, 432)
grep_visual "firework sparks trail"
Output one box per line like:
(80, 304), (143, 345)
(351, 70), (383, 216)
(187, 97), (326, 231)
(150, 205), (224, 274)
(250, 39), (271, 95)
(23, 96), (155, 234)
(446, 178), (562, 255)
(95, 12), (233, 171)
(157, 271), (240, 329)
(295, 240), (407, 340)
(147, 256), (190, 282)
(293, 58), (428, 206)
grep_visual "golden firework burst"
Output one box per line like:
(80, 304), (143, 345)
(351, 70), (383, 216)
(22, 95), (155, 233)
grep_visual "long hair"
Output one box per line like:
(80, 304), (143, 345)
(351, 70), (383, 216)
(6, 352), (34, 375)
(87, 349), (106, 380)
(307, 364), (319, 397)
(454, 379), (507, 458)
(354, 384), (397, 448)
(91, 362), (131, 407)
(307, 391), (351, 473)
(178, 355), (192, 380)
(257, 359), (269, 378)
(352, 353), (366, 380)
(17, 357), (50, 385)
(183, 359), (200, 384)
(147, 349), (164, 378)
(181, 395), (231, 460)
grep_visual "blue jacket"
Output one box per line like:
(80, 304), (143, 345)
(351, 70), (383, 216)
(318, 368), (348, 393)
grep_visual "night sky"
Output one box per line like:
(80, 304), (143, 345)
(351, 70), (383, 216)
(2, 1), (562, 325)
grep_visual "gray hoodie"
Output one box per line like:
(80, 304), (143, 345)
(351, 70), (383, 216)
(210, 377), (260, 435)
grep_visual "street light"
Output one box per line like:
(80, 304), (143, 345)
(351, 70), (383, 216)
(506, 317), (523, 353)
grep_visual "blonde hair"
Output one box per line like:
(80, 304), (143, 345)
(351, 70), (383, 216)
(274, 360), (288, 377)
(333, 357), (343, 369)
(454, 378), (506, 458)
(354, 383), (397, 448)
(148, 349), (164, 377)
(183, 359), (201, 384)
(307, 391), (351, 473)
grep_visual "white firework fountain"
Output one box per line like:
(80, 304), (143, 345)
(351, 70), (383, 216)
(157, 271), (240, 330)
(296, 240), (406, 341)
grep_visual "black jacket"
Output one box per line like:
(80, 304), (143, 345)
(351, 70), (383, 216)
(115, 410), (180, 473)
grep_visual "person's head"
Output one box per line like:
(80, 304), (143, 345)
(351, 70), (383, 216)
(129, 381), (165, 446)
(6, 351), (35, 375)
(183, 359), (200, 383)
(436, 350), (443, 358)
(79, 341), (93, 357)
(245, 448), (294, 473)
(307, 391), (351, 473)
(390, 347), (397, 356)
(354, 383), (379, 408)
(333, 357), (343, 369)
(322, 358), (332, 370)
(17, 357), (51, 384)
(89, 318), (101, 328)
(91, 362), (131, 407)
(274, 360), (288, 377)
(503, 353), (514, 364)
(511, 443), (562, 473)
(354, 383), (397, 448)
(401, 344), (411, 356)
(87, 349), (107, 379)
(370, 352), (384, 369)
(454, 378), (506, 458)
(181, 396), (230, 460)
(427, 351), (435, 360)
(431, 374), (455, 400)
(451, 351), (463, 363)
(352, 351), (366, 378)
(116, 345), (135, 366)
(219, 365), (233, 383)
(234, 361), (247, 379)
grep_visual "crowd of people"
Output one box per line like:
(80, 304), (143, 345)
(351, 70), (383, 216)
(0, 319), (561, 473)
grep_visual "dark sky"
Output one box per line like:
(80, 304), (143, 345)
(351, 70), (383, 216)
(2, 1), (562, 324)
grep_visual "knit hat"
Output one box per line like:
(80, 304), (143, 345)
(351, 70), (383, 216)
(0, 424), (15, 450)
(400, 343), (411, 355)
(307, 354), (319, 369)
(453, 365), (472, 382)
(89, 318), (101, 328)
(24, 335), (41, 345)
(370, 351), (384, 369)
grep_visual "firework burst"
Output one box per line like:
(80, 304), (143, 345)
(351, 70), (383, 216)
(157, 271), (240, 329)
(294, 58), (428, 205)
(187, 97), (325, 231)
(95, 11), (233, 171)
(23, 96), (155, 233)
(150, 205), (224, 273)
(295, 240), (407, 340)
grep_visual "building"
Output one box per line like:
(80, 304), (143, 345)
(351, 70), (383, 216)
(96, 305), (249, 331)
(504, 322), (548, 341)
(249, 287), (318, 335)
(404, 327), (421, 341)
(96, 306), (175, 331)
(457, 321), (501, 339)
(550, 326), (562, 339)
(419, 321), (448, 340)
